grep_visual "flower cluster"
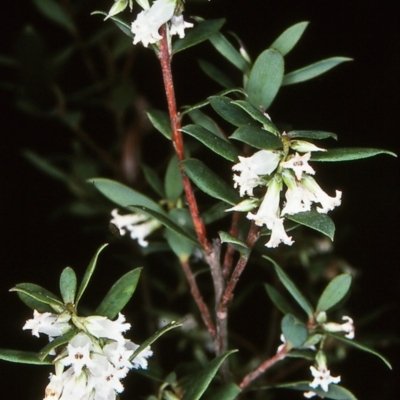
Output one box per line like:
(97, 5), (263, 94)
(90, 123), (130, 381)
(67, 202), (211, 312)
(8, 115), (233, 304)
(131, 0), (193, 47)
(23, 310), (152, 400)
(110, 208), (162, 247)
(231, 133), (341, 247)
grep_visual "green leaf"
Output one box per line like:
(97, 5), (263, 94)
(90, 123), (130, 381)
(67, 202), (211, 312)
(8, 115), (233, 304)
(182, 350), (238, 400)
(38, 328), (78, 361)
(264, 283), (298, 316)
(219, 231), (249, 256)
(22, 150), (68, 182)
(230, 125), (282, 150)
(91, 11), (134, 38)
(199, 59), (235, 89)
(328, 333), (392, 370)
(130, 320), (182, 362)
(264, 256), (314, 317)
(88, 178), (165, 214)
(146, 109), (172, 139)
(310, 147), (397, 162)
(59, 267), (77, 305)
(275, 381), (358, 400)
(181, 158), (240, 205)
(188, 109), (223, 137)
(209, 32), (251, 73)
(95, 268), (142, 319)
(32, 0), (75, 33)
(281, 314), (308, 348)
(316, 274), (352, 312)
(270, 22), (309, 56)
(165, 155), (184, 201)
(205, 383), (241, 400)
(231, 100), (280, 135)
(208, 96), (255, 127)
(181, 124), (239, 162)
(142, 164), (165, 197)
(286, 210), (335, 241)
(246, 49), (284, 110)
(0, 349), (53, 365)
(11, 283), (65, 314)
(165, 209), (197, 261)
(282, 57), (352, 85)
(130, 205), (198, 244)
(288, 130), (338, 141)
(173, 19), (225, 54)
(75, 244), (108, 308)
(202, 202), (231, 224)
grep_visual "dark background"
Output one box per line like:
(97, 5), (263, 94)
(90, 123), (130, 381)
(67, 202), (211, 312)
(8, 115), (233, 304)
(1, 0), (398, 398)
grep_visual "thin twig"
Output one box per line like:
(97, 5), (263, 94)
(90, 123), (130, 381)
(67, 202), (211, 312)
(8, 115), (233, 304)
(222, 211), (241, 280)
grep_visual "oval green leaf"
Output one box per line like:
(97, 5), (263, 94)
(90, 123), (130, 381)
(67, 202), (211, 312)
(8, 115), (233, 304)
(142, 163), (165, 198)
(282, 57), (352, 85)
(286, 210), (335, 241)
(0, 349), (53, 365)
(165, 155), (184, 201)
(219, 231), (249, 256)
(205, 383), (242, 400)
(94, 268), (142, 319)
(270, 21), (309, 56)
(281, 314), (309, 348)
(199, 60), (235, 89)
(264, 283), (298, 316)
(316, 274), (352, 312)
(38, 328), (78, 361)
(146, 109), (172, 139)
(288, 130), (338, 141)
(59, 267), (77, 305)
(246, 49), (284, 110)
(230, 125), (282, 150)
(181, 124), (239, 162)
(181, 158), (240, 205)
(310, 147), (397, 162)
(208, 96), (255, 127)
(92, 11), (134, 38)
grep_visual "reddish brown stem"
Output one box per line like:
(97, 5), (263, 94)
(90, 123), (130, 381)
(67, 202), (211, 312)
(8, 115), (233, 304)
(239, 347), (288, 390)
(222, 211), (241, 280)
(158, 26), (210, 252)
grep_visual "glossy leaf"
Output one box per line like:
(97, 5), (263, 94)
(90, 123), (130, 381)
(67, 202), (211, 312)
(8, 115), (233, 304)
(59, 267), (77, 305)
(231, 100), (280, 135)
(75, 244), (108, 308)
(265, 283), (298, 316)
(130, 321), (182, 363)
(199, 59), (235, 89)
(33, 0), (75, 33)
(130, 205), (198, 244)
(182, 350), (237, 400)
(288, 130), (338, 141)
(181, 124), (239, 161)
(270, 22), (309, 56)
(246, 49), (284, 109)
(146, 109), (172, 139)
(88, 178), (165, 214)
(219, 231), (249, 256)
(95, 268), (142, 319)
(310, 147), (397, 162)
(0, 349), (53, 365)
(173, 18), (225, 53)
(188, 109), (223, 137)
(181, 158), (240, 205)
(281, 314), (308, 348)
(209, 32), (251, 73)
(208, 95), (255, 127)
(230, 125), (282, 150)
(264, 256), (314, 317)
(328, 333), (392, 369)
(142, 164), (165, 197)
(205, 383), (241, 400)
(165, 155), (184, 201)
(316, 274), (352, 312)
(91, 11), (134, 38)
(282, 57), (352, 85)
(11, 283), (65, 314)
(38, 328), (78, 361)
(286, 210), (335, 241)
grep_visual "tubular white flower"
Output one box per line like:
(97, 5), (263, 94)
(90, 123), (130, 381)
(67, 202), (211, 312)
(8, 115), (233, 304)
(83, 313), (131, 343)
(232, 150), (281, 197)
(309, 364), (341, 392)
(23, 310), (71, 339)
(170, 14), (194, 38)
(323, 315), (355, 339)
(60, 333), (94, 375)
(265, 217), (293, 248)
(290, 140), (326, 153)
(131, 0), (176, 47)
(280, 152), (315, 181)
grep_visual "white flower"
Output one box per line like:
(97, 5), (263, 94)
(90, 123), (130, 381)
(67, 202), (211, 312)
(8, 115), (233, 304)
(301, 175), (342, 214)
(23, 310), (71, 339)
(323, 315), (355, 339)
(265, 217), (293, 248)
(309, 365), (340, 393)
(130, 344), (153, 369)
(44, 373), (63, 399)
(170, 14), (194, 38)
(61, 333), (94, 375)
(103, 340), (135, 370)
(83, 313), (131, 343)
(131, 0), (176, 47)
(303, 391), (317, 398)
(281, 152), (315, 181)
(290, 140), (326, 153)
(232, 150), (281, 197)
(111, 208), (161, 247)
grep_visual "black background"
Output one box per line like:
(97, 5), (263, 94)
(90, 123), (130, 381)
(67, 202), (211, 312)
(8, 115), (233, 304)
(1, 0), (399, 398)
